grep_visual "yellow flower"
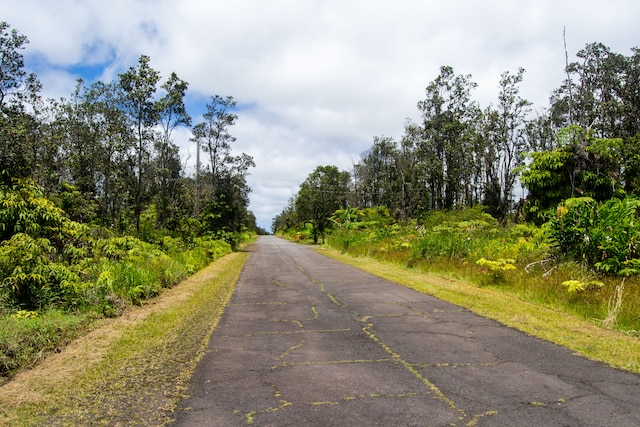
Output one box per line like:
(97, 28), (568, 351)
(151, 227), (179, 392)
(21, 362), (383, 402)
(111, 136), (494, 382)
(557, 205), (569, 217)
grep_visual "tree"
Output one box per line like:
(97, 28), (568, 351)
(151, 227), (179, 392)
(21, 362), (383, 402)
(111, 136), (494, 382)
(191, 95), (255, 240)
(118, 55), (161, 234)
(191, 95), (238, 201)
(0, 22), (42, 183)
(154, 72), (191, 228)
(481, 68), (532, 219)
(295, 165), (351, 243)
(272, 197), (297, 234)
(200, 152), (255, 239)
(0, 21), (40, 112)
(413, 66), (480, 210)
(82, 80), (135, 229)
(354, 136), (400, 210)
(550, 42), (628, 138)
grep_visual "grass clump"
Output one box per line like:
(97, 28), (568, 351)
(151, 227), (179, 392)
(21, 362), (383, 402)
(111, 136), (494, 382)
(0, 310), (97, 382)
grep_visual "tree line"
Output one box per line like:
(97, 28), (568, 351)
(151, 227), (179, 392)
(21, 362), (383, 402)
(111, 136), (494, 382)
(0, 21), (259, 243)
(275, 41), (640, 236)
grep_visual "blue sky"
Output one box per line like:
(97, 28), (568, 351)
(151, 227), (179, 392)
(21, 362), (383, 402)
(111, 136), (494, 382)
(2, 0), (639, 230)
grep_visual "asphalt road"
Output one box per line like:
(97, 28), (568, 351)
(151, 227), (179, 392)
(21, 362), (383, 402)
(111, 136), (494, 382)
(171, 236), (640, 426)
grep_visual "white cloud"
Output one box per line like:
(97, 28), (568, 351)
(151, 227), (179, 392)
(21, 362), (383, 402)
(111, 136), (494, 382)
(2, 0), (639, 229)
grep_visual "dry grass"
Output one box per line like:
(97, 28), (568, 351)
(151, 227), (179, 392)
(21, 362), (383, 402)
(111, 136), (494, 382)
(320, 247), (640, 374)
(0, 251), (248, 427)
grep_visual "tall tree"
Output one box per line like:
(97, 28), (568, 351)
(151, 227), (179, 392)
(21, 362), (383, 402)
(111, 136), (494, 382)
(118, 55), (161, 234)
(413, 66), (480, 210)
(191, 95), (255, 238)
(87, 80), (135, 229)
(191, 95), (238, 198)
(0, 21), (42, 183)
(481, 68), (532, 218)
(551, 43), (627, 138)
(354, 136), (400, 210)
(0, 21), (40, 111)
(154, 72), (191, 228)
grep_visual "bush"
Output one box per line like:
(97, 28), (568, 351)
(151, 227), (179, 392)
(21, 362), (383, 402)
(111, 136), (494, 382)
(550, 197), (640, 275)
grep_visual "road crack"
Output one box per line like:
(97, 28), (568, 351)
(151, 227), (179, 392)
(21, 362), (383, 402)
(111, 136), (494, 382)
(361, 315), (500, 426)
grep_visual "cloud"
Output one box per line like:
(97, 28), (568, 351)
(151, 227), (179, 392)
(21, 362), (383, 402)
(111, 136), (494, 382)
(3, 0), (639, 229)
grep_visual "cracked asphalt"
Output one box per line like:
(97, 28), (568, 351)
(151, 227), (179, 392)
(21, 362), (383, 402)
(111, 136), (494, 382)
(171, 236), (640, 426)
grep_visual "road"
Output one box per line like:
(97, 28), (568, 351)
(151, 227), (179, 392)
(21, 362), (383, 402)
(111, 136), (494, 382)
(171, 236), (640, 426)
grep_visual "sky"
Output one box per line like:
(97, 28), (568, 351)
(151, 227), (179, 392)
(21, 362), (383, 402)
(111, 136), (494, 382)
(2, 0), (639, 230)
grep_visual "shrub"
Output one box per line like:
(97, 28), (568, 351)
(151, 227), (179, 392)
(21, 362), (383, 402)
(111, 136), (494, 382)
(549, 197), (640, 275)
(412, 228), (475, 260)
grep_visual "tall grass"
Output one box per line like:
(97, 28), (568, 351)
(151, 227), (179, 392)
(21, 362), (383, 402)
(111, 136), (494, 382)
(0, 310), (94, 382)
(327, 207), (640, 334)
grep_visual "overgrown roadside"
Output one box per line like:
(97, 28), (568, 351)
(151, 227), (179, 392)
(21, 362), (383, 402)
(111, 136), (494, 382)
(319, 247), (640, 374)
(0, 250), (249, 427)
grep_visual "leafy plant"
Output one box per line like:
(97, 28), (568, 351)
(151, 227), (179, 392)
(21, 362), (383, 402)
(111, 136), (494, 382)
(476, 258), (516, 274)
(561, 279), (604, 293)
(549, 196), (640, 275)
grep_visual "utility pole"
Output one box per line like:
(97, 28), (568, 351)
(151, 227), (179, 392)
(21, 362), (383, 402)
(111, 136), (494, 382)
(195, 139), (200, 217)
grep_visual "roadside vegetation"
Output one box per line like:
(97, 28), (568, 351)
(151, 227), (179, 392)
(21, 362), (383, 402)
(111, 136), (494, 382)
(0, 177), (239, 384)
(330, 205), (640, 334)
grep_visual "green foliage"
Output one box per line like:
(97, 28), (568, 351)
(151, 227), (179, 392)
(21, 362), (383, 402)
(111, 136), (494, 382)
(295, 165), (351, 243)
(412, 227), (476, 260)
(549, 197), (640, 275)
(521, 126), (627, 224)
(0, 233), (72, 308)
(0, 222), (232, 381)
(561, 279), (604, 293)
(0, 24), (256, 383)
(476, 258), (516, 273)
(0, 178), (66, 240)
(520, 149), (573, 223)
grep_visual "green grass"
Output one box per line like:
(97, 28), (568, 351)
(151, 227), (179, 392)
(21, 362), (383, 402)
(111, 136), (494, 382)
(0, 310), (98, 384)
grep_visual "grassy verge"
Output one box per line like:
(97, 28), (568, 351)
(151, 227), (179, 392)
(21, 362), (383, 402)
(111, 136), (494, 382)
(319, 246), (640, 374)
(0, 310), (101, 384)
(0, 250), (248, 427)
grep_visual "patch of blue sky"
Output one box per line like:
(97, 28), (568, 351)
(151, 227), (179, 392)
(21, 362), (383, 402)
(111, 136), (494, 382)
(184, 93), (257, 120)
(64, 62), (108, 83)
